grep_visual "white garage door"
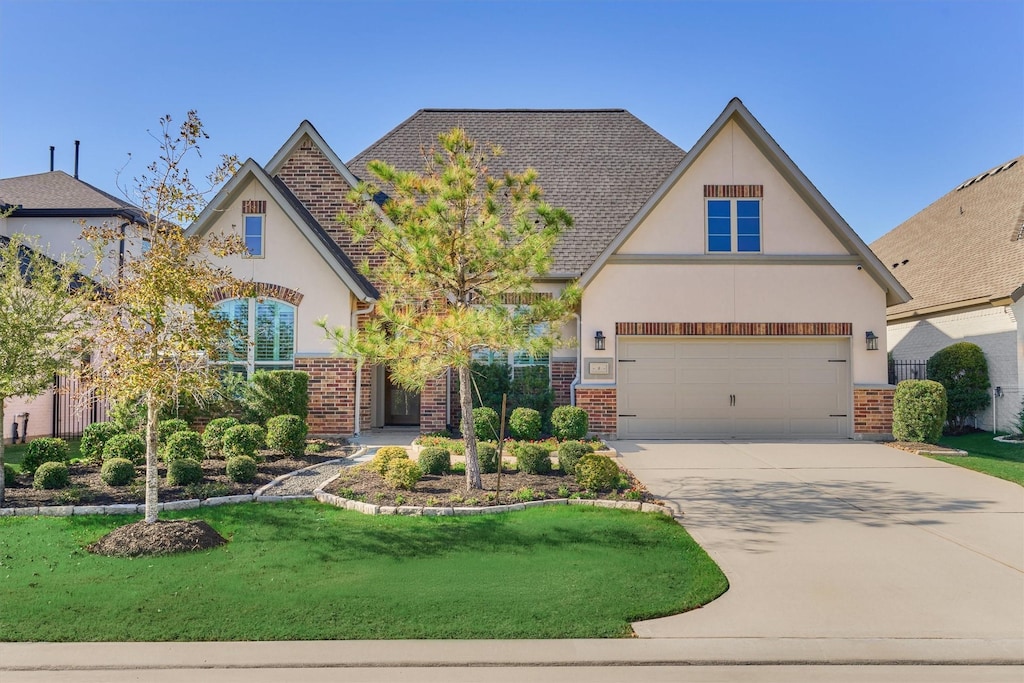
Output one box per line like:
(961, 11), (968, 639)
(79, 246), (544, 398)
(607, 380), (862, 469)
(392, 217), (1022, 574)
(618, 337), (851, 439)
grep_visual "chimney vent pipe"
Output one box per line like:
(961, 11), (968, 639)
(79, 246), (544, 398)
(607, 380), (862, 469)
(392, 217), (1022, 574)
(74, 140), (80, 179)
(49, 146), (55, 172)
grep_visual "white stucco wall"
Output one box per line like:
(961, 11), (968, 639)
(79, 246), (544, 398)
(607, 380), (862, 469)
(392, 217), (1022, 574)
(0, 215), (130, 276)
(888, 305), (1021, 432)
(3, 393), (53, 441)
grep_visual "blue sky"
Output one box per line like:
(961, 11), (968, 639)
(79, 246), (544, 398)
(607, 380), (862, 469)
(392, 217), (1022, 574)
(1, 0), (1021, 243)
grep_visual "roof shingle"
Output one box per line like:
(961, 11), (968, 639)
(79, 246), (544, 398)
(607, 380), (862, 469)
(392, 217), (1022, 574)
(0, 171), (134, 210)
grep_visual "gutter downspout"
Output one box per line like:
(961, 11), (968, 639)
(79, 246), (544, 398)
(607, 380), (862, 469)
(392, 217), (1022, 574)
(351, 300), (375, 436)
(569, 313), (582, 405)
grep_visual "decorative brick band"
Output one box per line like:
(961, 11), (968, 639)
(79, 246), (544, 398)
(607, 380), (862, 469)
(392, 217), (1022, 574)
(616, 322), (852, 336)
(499, 292), (553, 305)
(242, 200), (267, 214)
(576, 387), (617, 436)
(704, 185), (763, 198)
(212, 282), (304, 307)
(853, 387), (894, 436)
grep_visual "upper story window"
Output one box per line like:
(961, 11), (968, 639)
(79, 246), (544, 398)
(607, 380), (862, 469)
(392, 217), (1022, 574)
(215, 297), (295, 378)
(705, 185), (763, 253)
(242, 200), (267, 258)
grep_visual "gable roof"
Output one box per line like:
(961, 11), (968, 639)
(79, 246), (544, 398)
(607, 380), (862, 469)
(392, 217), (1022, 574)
(871, 156), (1024, 320)
(346, 109), (686, 276)
(265, 120), (364, 190)
(577, 98), (911, 307)
(0, 170), (143, 221)
(187, 159), (378, 301)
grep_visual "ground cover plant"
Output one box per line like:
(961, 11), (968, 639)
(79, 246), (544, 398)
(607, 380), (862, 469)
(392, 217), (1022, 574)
(935, 432), (1024, 486)
(0, 501), (727, 640)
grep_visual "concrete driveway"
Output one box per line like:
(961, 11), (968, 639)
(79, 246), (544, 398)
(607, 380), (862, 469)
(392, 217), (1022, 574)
(615, 440), (1024, 648)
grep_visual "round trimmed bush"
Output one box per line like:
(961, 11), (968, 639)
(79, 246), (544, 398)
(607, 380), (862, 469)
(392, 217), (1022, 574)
(22, 437), (70, 476)
(515, 442), (551, 474)
(509, 407), (542, 441)
(161, 430), (205, 464)
(225, 455), (258, 483)
(477, 442), (500, 474)
(102, 433), (146, 465)
(80, 421), (124, 462)
(166, 458), (203, 487)
(462, 406), (501, 440)
(33, 461), (69, 490)
(100, 458), (137, 486)
(3, 463), (16, 487)
(370, 446), (409, 475)
(551, 406), (589, 441)
(266, 414), (308, 457)
(222, 424), (266, 459)
(384, 459), (422, 490)
(418, 447), (451, 475)
(157, 418), (190, 443)
(892, 379), (947, 444)
(557, 440), (594, 475)
(574, 453), (621, 492)
(202, 417), (240, 457)
(927, 342), (991, 433)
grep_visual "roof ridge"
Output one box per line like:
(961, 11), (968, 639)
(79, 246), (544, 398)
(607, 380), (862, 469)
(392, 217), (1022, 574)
(417, 108), (628, 113)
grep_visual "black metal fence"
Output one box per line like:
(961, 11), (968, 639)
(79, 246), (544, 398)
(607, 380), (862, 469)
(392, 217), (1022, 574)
(52, 373), (108, 439)
(888, 359), (929, 385)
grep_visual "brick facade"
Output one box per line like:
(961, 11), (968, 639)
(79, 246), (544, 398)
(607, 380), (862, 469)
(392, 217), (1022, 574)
(575, 387), (617, 436)
(551, 360), (577, 408)
(853, 387), (895, 437)
(421, 374), (449, 433)
(212, 282), (304, 307)
(294, 357), (357, 436)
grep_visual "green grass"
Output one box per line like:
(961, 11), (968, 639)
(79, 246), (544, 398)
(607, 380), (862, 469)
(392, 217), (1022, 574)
(935, 433), (1024, 485)
(3, 439), (83, 472)
(0, 501), (727, 641)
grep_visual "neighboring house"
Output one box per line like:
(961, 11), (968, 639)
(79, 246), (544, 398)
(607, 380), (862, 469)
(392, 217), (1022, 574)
(0, 170), (142, 440)
(189, 98), (907, 439)
(871, 156), (1024, 432)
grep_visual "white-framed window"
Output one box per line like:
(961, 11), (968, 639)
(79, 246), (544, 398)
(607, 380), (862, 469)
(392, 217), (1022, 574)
(243, 214), (265, 257)
(707, 198), (761, 253)
(215, 298), (295, 377)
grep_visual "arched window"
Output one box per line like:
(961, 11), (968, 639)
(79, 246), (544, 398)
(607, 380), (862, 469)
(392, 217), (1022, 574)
(215, 298), (295, 377)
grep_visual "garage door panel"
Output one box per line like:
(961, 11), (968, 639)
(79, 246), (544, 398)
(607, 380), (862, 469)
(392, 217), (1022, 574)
(623, 367), (678, 384)
(623, 342), (678, 359)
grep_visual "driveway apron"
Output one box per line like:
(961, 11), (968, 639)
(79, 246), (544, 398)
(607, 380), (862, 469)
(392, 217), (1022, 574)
(615, 440), (1024, 643)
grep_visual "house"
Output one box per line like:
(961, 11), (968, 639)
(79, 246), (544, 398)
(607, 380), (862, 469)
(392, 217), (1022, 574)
(189, 99), (907, 440)
(871, 156), (1024, 432)
(0, 169), (143, 440)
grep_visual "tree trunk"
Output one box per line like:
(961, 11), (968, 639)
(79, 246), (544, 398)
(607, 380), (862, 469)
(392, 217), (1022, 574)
(144, 394), (160, 523)
(0, 400), (6, 507)
(458, 365), (483, 490)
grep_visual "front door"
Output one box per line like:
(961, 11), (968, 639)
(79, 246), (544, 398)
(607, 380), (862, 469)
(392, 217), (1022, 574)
(384, 370), (421, 426)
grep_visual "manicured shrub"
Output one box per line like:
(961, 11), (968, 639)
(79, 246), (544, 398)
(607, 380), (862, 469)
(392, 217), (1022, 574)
(557, 440), (594, 475)
(33, 461), (69, 489)
(161, 430), (205, 464)
(202, 417), (240, 457)
(418, 447), (451, 475)
(551, 406), (589, 441)
(384, 459), (422, 490)
(509, 365), (554, 429)
(370, 446), (409, 475)
(892, 380), (947, 444)
(22, 437), (70, 476)
(509, 407), (542, 441)
(157, 418), (190, 443)
(462, 406), (501, 441)
(222, 424), (266, 459)
(241, 370), (309, 423)
(108, 399), (146, 433)
(166, 458), (203, 487)
(1014, 399), (1024, 437)
(574, 453), (621, 492)
(266, 414), (309, 457)
(515, 442), (551, 474)
(102, 433), (146, 465)
(927, 342), (991, 434)
(80, 422), (124, 462)
(477, 442), (500, 474)
(3, 463), (16, 486)
(100, 458), (137, 486)
(225, 455), (258, 483)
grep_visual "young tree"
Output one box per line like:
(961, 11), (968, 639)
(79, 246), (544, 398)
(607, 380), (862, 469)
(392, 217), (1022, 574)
(323, 128), (578, 490)
(0, 234), (91, 505)
(83, 112), (245, 523)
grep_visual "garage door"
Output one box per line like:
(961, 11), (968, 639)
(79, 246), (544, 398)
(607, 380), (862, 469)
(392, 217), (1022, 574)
(617, 337), (851, 439)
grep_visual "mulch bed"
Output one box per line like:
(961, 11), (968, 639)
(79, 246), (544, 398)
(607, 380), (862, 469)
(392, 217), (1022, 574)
(87, 519), (228, 557)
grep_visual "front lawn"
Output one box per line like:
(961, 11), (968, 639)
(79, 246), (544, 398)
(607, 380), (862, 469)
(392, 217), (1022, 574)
(0, 501), (727, 640)
(3, 439), (83, 472)
(935, 433), (1024, 486)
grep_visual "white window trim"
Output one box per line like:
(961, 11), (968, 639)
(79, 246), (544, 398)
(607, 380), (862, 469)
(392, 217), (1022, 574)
(705, 198), (762, 254)
(215, 298), (295, 378)
(243, 214), (266, 259)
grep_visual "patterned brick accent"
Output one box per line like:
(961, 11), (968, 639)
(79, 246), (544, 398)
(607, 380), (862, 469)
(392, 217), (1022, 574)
(275, 137), (385, 279)
(616, 322), (852, 337)
(420, 373), (449, 433)
(242, 200), (267, 214)
(704, 185), (764, 198)
(499, 292), (553, 305)
(551, 360), (577, 407)
(212, 282), (304, 307)
(853, 387), (894, 436)
(294, 357), (356, 436)
(575, 387), (617, 436)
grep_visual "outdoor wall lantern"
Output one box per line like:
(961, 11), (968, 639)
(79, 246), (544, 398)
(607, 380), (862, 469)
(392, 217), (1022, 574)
(594, 330), (606, 351)
(865, 331), (879, 351)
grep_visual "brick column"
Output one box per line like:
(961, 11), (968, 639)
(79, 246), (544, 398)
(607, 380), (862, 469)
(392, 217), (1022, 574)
(853, 386), (895, 439)
(294, 357), (356, 437)
(576, 386), (617, 437)
(420, 372), (449, 434)
(551, 360), (577, 408)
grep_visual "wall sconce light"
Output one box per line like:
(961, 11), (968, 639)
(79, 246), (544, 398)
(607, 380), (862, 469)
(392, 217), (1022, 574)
(594, 330), (606, 351)
(865, 331), (879, 351)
